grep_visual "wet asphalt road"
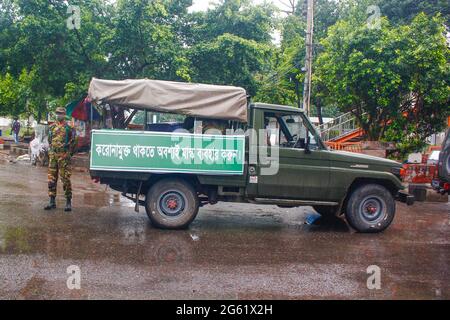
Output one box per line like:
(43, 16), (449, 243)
(0, 160), (449, 300)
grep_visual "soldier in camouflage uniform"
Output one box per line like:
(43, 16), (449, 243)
(44, 107), (77, 212)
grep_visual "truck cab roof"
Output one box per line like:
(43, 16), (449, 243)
(250, 103), (305, 114)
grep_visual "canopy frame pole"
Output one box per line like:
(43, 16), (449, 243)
(144, 110), (148, 131)
(90, 100), (93, 125)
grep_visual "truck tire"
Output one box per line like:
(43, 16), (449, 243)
(313, 205), (339, 218)
(345, 184), (395, 233)
(145, 178), (199, 229)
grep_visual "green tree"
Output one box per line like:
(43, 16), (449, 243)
(107, 0), (192, 80)
(255, 0), (346, 118)
(193, 0), (276, 44)
(383, 14), (450, 154)
(0, 69), (34, 117)
(315, 13), (449, 151)
(376, 0), (450, 26)
(189, 0), (276, 96)
(189, 33), (273, 96)
(0, 0), (116, 116)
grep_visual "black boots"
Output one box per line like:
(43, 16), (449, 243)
(44, 196), (56, 210)
(44, 197), (72, 212)
(64, 198), (72, 212)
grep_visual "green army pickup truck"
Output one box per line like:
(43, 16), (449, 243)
(88, 78), (414, 233)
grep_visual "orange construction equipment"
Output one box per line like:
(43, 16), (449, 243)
(326, 128), (365, 152)
(326, 141), (363, 153)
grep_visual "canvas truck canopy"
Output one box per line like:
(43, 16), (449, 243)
(88, 78), (248, 122)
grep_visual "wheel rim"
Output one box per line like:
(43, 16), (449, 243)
(158, 190), (186, 217)
(359, 196), (386, 224)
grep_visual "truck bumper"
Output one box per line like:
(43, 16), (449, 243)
(396, 190), (415, 205)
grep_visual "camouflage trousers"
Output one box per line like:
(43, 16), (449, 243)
(48, 153), (72, 199)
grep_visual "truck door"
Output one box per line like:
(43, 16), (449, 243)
(256, 111), (331, 201)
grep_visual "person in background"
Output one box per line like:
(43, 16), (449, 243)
(182, 116), (195, 133)
(202, 118), (228, 135)
(11, 117), (21, 144)
(44, 107), (77, 212)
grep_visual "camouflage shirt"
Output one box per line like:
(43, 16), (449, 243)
(48, 121), (77, 155)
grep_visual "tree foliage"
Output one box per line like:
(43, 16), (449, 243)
(0, 0), (276, 118)
(315, 13), (449, 150)
(376, 0), (450, 26)
(0, 0), (448, 155)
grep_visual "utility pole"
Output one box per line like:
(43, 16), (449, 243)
(302, 0), (314, 116)
(294, 76), (301, 109)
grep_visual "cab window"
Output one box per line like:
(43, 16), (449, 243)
(263, 112), (319, 149)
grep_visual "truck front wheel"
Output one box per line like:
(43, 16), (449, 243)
(145, 178), (199, 229)
(345, 184), (395, 233)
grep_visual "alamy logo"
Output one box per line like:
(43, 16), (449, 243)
(366, 5), (381, 30)
(366, 265), (381, 290)
(67, 265), (81, 290)
(67, 5), (81, 30)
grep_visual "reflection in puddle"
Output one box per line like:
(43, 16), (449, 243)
(121, 224), (146, 244)
(149, 231), (194, 265)
(82, 192), (122, 207)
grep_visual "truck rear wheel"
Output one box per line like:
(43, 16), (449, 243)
(345, 184), (395, 233)
(145, 178), (199, 229)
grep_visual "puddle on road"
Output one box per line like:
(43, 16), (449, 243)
(81, 192), (122, 207)
(0, 221), (197, 267)
(0, 207), (449, 299)
(0, 161), (449, 299)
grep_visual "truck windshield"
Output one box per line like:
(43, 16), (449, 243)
(280, 114), (319, 149)
(264, 112), (321, 149)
